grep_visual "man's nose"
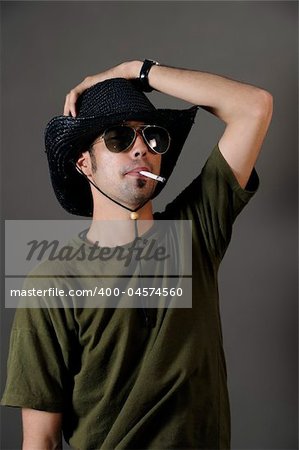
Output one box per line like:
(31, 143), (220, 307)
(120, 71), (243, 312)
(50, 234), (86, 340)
(130, 133), (149, 158)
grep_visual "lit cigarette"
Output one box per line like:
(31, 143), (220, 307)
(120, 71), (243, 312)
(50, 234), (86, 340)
(139, 171), (166, 183)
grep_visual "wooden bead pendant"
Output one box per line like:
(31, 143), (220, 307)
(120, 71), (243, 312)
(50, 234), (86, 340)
(130, 212), (139, 220)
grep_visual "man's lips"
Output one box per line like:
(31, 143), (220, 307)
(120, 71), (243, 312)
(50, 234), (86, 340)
(124, 167), (151, 177)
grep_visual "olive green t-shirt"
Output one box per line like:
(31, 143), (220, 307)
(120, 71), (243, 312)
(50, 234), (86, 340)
(1, 145), (259, 449)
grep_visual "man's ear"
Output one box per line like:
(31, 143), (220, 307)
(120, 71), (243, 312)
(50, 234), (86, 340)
(76, 151), (93, 177)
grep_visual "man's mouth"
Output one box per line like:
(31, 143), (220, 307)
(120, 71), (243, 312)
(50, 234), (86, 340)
(124, 166), (151, 178)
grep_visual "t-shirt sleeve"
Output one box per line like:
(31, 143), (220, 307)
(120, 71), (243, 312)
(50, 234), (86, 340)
(160, 143), (259, 261)
(1, 278), (77, 412)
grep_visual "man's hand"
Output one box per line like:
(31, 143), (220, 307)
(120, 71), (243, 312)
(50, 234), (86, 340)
(63, 60), (142, 117)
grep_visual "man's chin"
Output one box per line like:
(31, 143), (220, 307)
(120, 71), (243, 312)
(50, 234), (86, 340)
(136, 178), (147, 189)
(118, 178), (157, 208)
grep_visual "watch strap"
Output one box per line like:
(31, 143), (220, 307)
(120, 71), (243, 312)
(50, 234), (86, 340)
(139, 59), (159, 92)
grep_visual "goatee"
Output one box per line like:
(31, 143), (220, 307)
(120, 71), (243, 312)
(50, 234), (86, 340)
(136, 178), (147, 189)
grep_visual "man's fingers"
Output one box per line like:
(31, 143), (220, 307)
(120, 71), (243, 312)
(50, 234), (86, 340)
(63, 90), (79, 117)
(68, 90), (79, 117)
(63, 74), (104, 116)
(63, 93), (71, 116)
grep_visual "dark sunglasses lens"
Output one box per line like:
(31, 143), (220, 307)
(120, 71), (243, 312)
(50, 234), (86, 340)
(104, 126), (135, 153)
(144, 127), (170, 154)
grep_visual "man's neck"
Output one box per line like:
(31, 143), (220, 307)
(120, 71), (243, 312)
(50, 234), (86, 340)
(87, 195), (155, 247)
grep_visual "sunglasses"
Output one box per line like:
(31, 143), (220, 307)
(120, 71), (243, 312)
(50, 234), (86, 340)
(95, 124), (171, 155)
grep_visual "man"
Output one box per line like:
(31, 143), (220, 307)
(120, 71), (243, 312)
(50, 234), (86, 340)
(1, 60), (272, 449)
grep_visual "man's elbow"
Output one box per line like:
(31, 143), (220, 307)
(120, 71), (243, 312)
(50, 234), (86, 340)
(22, 435), (62, 450)
(22, 408), (63, 450)
(251, 89), (273, 122)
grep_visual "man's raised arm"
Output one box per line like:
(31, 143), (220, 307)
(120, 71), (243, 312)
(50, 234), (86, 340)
(64, 60), (273, 188)
(147, 62), (273, 188)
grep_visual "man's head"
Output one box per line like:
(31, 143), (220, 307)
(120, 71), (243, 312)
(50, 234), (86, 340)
(45, 78), (198, 216)
(77, 120), (163, 210)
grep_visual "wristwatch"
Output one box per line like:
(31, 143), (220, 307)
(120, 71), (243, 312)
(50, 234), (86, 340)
(139, 59), (159, 92)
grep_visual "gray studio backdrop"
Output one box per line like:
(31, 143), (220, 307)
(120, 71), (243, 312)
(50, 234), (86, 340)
(1, 1), (297, 449)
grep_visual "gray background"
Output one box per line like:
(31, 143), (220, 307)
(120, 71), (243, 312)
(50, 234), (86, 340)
(1, 1), (297, 449)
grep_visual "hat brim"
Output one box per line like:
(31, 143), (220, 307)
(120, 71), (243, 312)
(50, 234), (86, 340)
(45, 106), (198, 217)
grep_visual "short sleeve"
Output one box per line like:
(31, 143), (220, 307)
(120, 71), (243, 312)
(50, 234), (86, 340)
(160, 144), (259, 260)
(1, 278), (78, 412)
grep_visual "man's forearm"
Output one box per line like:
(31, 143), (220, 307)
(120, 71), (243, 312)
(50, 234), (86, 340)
(66, 59), (272, 124)
(126, 60), (270, 124)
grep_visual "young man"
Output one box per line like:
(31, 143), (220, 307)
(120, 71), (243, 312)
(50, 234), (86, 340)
(2, 60), (272, 449)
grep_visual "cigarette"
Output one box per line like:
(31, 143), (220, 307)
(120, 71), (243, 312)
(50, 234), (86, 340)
(139, 171), (166, 183)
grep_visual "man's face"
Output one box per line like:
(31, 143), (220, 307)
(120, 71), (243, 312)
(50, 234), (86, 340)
(86, 121), (162, 209)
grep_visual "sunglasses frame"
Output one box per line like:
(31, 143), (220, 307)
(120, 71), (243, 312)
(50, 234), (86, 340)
(95, 124), (171, 155)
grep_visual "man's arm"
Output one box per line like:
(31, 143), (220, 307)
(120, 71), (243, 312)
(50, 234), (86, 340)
(64, 60), (273, 188)
(147, 64), (273, 189)
(22, 408), (62, 450)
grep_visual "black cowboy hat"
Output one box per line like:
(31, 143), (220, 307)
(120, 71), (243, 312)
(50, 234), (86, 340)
(45, 78), (198, 216)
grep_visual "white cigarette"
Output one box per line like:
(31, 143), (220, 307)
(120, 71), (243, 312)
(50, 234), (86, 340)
(139, 171), (166, 183)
